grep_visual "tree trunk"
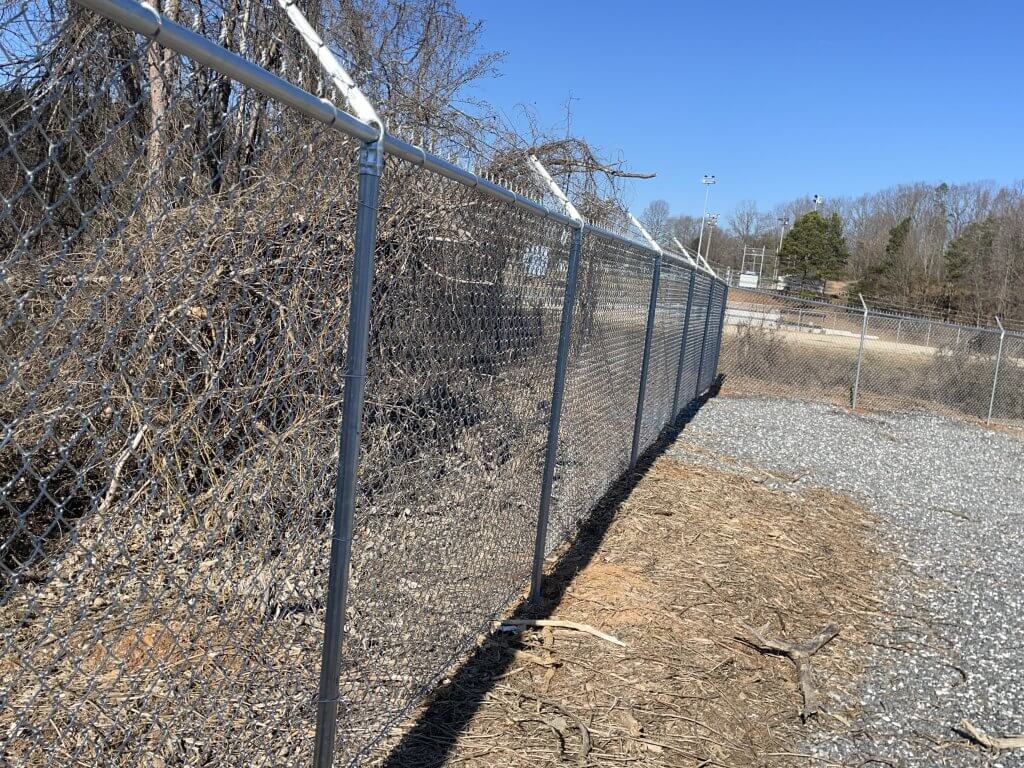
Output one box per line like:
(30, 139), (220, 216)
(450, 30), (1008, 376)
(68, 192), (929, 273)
(145, 0), (179, 212)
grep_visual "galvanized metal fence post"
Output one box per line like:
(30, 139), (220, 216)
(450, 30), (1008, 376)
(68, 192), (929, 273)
(313, 138), (383, 768)
(694, 278), (715, 398)
(708, 283), (727, 383)
(529, 224), (584, 604)
(630, 252), (663, 468)
(670, 268), (697, 418)
(851, 293), (868, 410)
(987, 317), (1006, 425)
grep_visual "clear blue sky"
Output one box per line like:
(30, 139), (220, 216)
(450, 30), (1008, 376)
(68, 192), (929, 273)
(460, 0), (1024, 219)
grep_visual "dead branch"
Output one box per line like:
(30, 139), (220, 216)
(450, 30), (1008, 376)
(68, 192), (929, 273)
(739, 622), (839, 720)
(499, 618), (626, 647)
(540, 157), (656, 179)
(513, 690), (592, 766)
(958, 719), (1024, 750)
(97, 425), (149, 516)
(530, 138), (655, 179)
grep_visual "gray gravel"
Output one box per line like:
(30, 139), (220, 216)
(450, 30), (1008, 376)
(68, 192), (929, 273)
(671, 395), (1024, 766)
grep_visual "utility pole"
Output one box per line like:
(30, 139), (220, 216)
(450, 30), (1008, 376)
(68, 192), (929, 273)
(774, 216), (788, 284)
(696, 174), (716, 259)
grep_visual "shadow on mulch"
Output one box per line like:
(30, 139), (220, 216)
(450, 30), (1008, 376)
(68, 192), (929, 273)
(378, 378), (726, 768)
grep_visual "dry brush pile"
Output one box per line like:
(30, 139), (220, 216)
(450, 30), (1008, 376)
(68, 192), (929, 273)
(0, 19), (602, 765)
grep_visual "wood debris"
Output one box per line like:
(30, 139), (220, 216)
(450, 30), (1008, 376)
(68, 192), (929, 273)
(958, 719), (1024, 750)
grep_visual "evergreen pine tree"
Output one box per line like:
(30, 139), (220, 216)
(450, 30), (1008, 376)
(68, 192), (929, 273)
(778, 211), (849, 284)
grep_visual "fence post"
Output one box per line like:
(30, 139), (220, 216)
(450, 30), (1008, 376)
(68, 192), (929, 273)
(529, 225), (584, 604)
(987, 317), (1006, 425)
(694, 278), (715, 398)
(313, 138), (383, 768)
(708, 283), (728, 382)
(670, 268), (697, 418)
(630, 252), (663, 468)
(851, 293), (868, 410)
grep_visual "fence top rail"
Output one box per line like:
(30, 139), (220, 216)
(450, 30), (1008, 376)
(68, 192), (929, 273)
(69, 0), (724, 281)
(728, 285), (1013, 337)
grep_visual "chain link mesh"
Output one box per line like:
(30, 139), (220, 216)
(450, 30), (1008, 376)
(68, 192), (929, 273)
(1, 4), (728, 765)
(699, 282), (726, 394)
(2, 10), (363, 765)
(678, 273), (712, 401)
(992, 334), (1024, 429)
(336, 153), (570, 761)
(720, 288), (1024, 431)
(545, 234), (652, 547)
(856, 313), (997, 418)
(633, 259), (682, 447)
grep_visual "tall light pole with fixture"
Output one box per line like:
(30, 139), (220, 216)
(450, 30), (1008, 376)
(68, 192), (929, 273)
(812, 194), (823, 211)
(705, 213), (719, 264)
(696, 174), (716, 259)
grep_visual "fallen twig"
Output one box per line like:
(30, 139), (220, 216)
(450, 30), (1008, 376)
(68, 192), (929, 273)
(738, 622), (839, 720)
(499, 619), (626, 647)
(97, 425), (149, 516)
(957, 719), (1024, 750)
(514, 690), (592, 766)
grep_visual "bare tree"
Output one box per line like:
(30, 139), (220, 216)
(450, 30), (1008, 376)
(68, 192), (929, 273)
(640, 199), (671, 243)
(728, 199), (760, 245)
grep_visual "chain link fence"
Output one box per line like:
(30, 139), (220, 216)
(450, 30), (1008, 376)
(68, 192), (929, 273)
(0, 2), (727, 765)
(720, 287), (1024, 431)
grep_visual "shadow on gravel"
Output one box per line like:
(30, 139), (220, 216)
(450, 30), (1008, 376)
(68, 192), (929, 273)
(379, 376), (724, 768)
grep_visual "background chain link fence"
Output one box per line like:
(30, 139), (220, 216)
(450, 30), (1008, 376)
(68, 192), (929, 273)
(1, 4), (727, 766)
(720, 287), (1024, 431)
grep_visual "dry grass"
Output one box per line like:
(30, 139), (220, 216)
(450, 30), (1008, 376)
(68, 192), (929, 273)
(372, 451), (893, 767)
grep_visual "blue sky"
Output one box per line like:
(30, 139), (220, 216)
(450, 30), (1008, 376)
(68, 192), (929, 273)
(459, 0), (1024, 219)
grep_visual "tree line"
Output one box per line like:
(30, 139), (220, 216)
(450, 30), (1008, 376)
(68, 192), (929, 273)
(641, 181), (1024, 327)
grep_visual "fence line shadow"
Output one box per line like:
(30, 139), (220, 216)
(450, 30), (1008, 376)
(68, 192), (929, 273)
(379, 376), (724, 768)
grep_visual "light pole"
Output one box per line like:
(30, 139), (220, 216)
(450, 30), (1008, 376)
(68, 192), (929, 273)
(705, 213), (719, 264)
(774, 216), (788, 283)
(812, 194), (823, 211)
(696, 174), (716, 259)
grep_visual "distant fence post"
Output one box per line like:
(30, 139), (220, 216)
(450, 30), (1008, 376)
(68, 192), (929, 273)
(630, 252), (663, 468)
(694, 278), (715, 398)
(671, 268), (697, 418)
(529, 224), (584, 604)
(987, 317), (1006, 425)
(852, 293), (869, 410)
(313, 137), (383, 768)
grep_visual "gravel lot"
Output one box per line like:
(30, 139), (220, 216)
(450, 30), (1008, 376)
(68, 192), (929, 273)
(671, 395), (1024, 766)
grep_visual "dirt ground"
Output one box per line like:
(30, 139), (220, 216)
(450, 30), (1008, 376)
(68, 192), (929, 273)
(371, 445), (892, 767)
